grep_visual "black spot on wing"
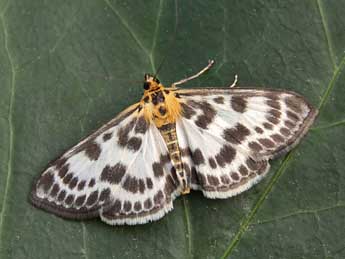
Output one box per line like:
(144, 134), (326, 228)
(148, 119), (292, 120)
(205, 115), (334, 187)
(220, 175), (230, 184)
(258, 138), (275, 148)
(50, 184), (60, 197)
(36, 171), (54, 193)
(280, 127), (291, 137)
(117, 118), (137, 147)
(88, 179), (96, 187)
(65, 194), (75, 205)
(223, 123), (250, 144)
(68, 177), (78, 190)
(58, 164), (69, 178)
(215, 145), (236, 168)
(100, 163), (127, 184)
(239, 165), (248, 176)
(123, 201), (132, 212)
(103, 132), (113, 142)
(146, 177), (153, 189)
(181, 102), (196, 119)
(154, 190), (164, 205)
(57, 190), (66, 202)
(144, 198), (152, 209)
(62, 173), (73, 184)
(152, 162), (164, 178)
(122, 176), (139, 193)
(165, 175), (178, 198)
(207, 175), (220, 186)
(84, 142), (102, 160)
(139, 179), (145, 193)
(231, 96), (247, 113)
(214, 96), (224, 104)
(230, 172), (240, 181)
(285, 95), (304, 113)
(86, 190), (99, 206)
(188, 100), (216, 129)
(77, 180), (86, 191)
(190, 166), (200, 185)
(54, 157), (67, 170)
(134, 201), (142, 211)
(99, 188), (111, 202)
(197, 102), (216, 129)
(69, 137), (103, 161)
(255, 127), (264, 134)
(248, 141), (263, 152)
(104, 199), (122, 215)
(134, 116), (148, 134)
(127, 137), (142, 151)
(75, 195), (86, 206)
(117, 117), (144, 152)
(266, 99), (281, 110)
(191, 148), (205, 165)
(271, 134), (285, 143)
(208, 157), (217, 169)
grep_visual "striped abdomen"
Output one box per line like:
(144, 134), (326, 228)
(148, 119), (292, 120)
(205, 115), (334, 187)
(158, 123), (190, 194)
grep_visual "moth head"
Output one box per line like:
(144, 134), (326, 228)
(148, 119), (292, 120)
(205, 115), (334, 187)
(143, 74), (161, 91)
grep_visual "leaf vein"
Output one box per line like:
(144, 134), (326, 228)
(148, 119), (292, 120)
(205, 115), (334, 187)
(49, 6), (81, 53)
(182, 197), (193, 258)
(311, 119), (345, 131)
(318, 54), (345, 111)
(221, 152), (294, 258)
(316, 0), (337, 69)
(103, 0), (150, 57)
(0, 12), (16, 251)
(150, 0), (164, 73)
(250, 203), (345, 226)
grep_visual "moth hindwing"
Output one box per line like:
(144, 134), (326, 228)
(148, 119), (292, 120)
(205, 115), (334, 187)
(31, 73), (317, 225)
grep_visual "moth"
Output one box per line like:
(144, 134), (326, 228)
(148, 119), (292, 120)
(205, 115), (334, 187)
(30, 60), (318, 225)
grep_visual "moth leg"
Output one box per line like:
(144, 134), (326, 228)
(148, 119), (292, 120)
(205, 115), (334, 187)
(171, 59), (215, 88)
(228, 74), (238, 88)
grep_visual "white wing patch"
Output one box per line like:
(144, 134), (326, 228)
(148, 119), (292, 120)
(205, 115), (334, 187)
(31, 104), (181, 225)
(176, 88), (317, 198)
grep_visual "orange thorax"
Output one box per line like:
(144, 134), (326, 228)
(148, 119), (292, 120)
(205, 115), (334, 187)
(141, 78), (182, 128)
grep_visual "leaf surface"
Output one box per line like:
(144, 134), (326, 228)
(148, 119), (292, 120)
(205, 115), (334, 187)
(0, 1), (344, 258)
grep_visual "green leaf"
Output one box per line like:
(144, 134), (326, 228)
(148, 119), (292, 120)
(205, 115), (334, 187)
(0, 0), (344, 258)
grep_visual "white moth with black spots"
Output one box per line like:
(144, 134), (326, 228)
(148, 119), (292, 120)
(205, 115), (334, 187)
(30, 60), (318, 225)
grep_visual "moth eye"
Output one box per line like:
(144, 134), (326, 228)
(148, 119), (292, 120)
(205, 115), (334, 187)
(154, 78), (160, 84)
(143, 82), (150, 90)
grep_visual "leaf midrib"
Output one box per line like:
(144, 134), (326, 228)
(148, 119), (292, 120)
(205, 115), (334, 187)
(0, 8), (17, 253)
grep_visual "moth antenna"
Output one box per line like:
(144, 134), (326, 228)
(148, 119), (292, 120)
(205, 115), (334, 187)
(229, 74), (238, 88)
(171, 59), (215, 87)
